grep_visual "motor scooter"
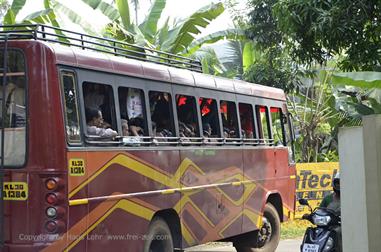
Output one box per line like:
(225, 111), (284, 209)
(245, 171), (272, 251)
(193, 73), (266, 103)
(299, 198), (341, 252)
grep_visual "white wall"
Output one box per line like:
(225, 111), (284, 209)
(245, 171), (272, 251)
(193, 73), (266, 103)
(362, 115), (381, 252)
(338, 127), (368, 252)
(339, 115), (381, 252)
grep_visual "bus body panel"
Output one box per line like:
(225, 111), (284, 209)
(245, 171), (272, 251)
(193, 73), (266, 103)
(178, 148), (244, 247)
(42, 147), (294, 251)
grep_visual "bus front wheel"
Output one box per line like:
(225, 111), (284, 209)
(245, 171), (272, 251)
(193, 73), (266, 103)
(235, 203), (280, 252)
(143, 217), (174, 252)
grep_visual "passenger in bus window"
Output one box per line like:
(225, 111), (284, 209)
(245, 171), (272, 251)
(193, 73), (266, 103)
(121, 118), (142, 145)
(220, 101), (239, 138)
(203, 123), (212, 137)
(129, 117), (144, 136)
(126, 88), (143, 119)
(121, 119), (129, 136)
(179, 121), (195, 139)
(84, 84), (105, 110)
(200, 98), (220, 138)
(86, 107), (117, 138)
(150, 92), (173, 138)
(239, 104), (254, 139)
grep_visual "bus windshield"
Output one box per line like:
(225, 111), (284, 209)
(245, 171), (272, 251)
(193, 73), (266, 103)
(0, 49), (26, 167)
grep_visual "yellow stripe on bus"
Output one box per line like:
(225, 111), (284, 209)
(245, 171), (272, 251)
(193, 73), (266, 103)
(69, 199), (89, 206)
(65, 199), (154, 252)
(69, 154), (177, 198)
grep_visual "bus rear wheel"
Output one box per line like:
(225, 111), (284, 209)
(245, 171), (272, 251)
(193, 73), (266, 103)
(235, 203), (280, 252)
(143, 217), (174, 252)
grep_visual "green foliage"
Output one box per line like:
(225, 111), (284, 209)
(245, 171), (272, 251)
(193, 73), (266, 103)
(288, 70), (361, 162)
(1, 0), (64, 33)
(81, 0), (119, 21)
(115, 0), (131, 30)
(332, 72), (381, 89)
(51, 0), (97, 35)
(192, 47), (226, 76)
(246, 0), (282, 49)
(243, 59), (298, 92)
(162, 2), (224, 54)
(56, 0), (228, 66)
(242, 0), (303, 92)
(186, 28), (245, 56)
(138, 0), (165, 42)
(247, 0), (381, 70)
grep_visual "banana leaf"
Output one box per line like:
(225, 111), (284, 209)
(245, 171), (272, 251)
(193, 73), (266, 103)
(186, 28), (245, 55)
(332, 71), (381, 88)
(138, 0), (166, 43)
(116, 0), (131, 30)
(163, 2), (224, 54)
(81, 0), (119, 21)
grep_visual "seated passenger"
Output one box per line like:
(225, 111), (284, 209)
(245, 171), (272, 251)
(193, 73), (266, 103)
(129, 117), (144, 136)
(203, 123), (212, 138)
(121, 119), (130, 136)
(121, 118), (141, 146)
(179, 122), (196, 138)
(86, 108), (117, 138)
(84, 84), (105, 110)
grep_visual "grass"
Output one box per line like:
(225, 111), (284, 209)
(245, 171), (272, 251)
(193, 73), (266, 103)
(281, 219), (310, 239)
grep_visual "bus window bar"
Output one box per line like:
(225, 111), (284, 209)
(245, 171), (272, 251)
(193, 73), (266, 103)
(84, 135), (276, 147)
(179, 137), (204, 145)
(151, 136), (179, 145)
(0, 24), (203, 73)
(85, 139), (122, 145)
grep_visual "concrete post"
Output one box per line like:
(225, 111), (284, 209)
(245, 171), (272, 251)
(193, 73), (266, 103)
(338, 127), (368, 252)
(339, 115), (381, 252)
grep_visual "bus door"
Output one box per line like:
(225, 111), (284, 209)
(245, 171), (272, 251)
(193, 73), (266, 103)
(0, 45), (28, 247)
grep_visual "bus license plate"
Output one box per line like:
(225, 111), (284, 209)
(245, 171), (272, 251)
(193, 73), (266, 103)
(302, 244), (319, 252)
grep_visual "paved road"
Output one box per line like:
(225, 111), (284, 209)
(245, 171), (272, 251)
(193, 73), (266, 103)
(185, 239), (302, 252)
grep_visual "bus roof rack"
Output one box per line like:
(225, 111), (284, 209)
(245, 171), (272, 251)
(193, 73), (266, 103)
(0, 24), (203, 73)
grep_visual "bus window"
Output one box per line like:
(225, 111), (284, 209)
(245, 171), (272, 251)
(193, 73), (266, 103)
(220, 100), (239, 138)
(239, 103), (255, 139)
(61, 72), (81, 143)
(199, 97), (220, 138)
(256, 105), (271, 144)
(0, 49), (26, 166)
(118, 87), (146, 137)
(271, 107), (286, 146)
(149, 91), (175, 139)
(176, 94), (199, 140)
(83, 83), (117, 137)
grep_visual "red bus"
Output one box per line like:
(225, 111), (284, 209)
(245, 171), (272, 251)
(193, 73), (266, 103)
(0, 24), (296, 252)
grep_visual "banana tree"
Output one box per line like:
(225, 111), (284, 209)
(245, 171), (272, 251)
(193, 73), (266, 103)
(288, 70), (362, 162)
(53, 0), (242, 61)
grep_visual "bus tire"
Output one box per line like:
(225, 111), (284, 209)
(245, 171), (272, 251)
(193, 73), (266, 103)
(235, 203), (280, 252)
(143, 217), (174, 252)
